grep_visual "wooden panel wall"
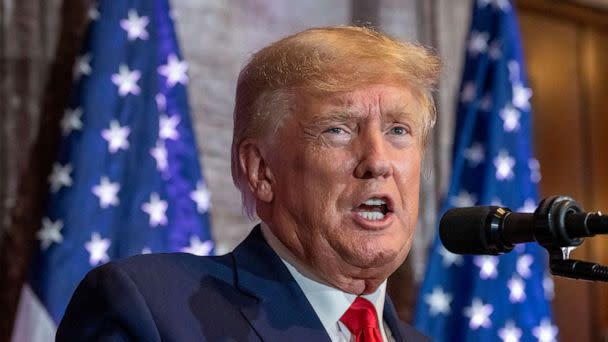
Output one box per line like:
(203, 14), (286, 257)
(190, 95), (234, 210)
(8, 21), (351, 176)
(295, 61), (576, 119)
(582, 26), (608, 340)
(517, 1), (608, 340)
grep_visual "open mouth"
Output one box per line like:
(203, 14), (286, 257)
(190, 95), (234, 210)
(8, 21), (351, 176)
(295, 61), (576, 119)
(353, 197), (393, 222)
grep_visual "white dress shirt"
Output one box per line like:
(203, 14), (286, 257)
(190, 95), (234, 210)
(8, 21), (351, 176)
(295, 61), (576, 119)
(261, 223), (395, 342)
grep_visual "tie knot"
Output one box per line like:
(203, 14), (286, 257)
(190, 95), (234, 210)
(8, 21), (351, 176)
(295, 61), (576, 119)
(340, 297), (381, 334)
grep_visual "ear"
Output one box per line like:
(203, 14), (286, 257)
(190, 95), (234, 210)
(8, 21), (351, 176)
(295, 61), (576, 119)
(238, 139), (274, 203)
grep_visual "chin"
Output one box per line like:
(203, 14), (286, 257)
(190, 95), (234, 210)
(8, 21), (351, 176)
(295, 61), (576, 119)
(343, 243), (404, 270)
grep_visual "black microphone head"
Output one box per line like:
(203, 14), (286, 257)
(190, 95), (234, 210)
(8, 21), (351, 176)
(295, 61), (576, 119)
(439, 206), (510, 255)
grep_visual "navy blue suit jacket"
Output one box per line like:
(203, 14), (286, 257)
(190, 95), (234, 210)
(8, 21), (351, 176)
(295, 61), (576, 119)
(57, 225), (430, 341)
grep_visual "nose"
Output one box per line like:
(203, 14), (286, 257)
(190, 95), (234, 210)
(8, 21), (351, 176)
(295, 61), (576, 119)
(354, 131), (392, 179)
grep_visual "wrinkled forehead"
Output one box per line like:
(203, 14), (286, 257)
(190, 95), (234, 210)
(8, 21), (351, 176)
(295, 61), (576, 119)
(292, 82), (426, 125)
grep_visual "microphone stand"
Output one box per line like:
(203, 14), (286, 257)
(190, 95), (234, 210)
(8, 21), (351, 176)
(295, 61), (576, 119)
(534, 196), (608, 282)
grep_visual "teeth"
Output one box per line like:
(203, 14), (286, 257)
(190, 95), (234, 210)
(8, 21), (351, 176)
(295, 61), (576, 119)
(363, 198), (386, 206)
(357, 211), (385, 221)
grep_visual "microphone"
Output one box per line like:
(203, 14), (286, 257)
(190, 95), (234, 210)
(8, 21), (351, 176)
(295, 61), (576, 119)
(439, 197), (608, 255)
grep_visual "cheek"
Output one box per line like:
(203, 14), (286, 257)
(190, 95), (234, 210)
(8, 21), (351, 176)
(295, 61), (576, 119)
(396, 149), (421, 178)
(301, 152), (359, 227)
(302, 147), (357, 185)
(395, 152), (422, 209)
(282, 147), (355, 213)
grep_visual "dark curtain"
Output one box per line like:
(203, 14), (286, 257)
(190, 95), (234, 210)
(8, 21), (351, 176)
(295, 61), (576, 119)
(0, 0), (90, 340)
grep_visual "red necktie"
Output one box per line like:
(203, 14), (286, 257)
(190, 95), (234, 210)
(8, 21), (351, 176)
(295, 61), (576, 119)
(339, 297), (383, 342)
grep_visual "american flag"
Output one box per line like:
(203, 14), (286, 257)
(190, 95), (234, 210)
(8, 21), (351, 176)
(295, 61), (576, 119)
(415, 1), (557, 341)
(24, 0), (214, 329)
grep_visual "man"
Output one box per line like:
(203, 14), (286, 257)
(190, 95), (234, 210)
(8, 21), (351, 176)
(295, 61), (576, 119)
(57, 26), (440, 341)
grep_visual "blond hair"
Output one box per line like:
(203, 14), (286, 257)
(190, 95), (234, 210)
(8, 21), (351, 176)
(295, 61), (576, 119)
(231, 26), (441, 219)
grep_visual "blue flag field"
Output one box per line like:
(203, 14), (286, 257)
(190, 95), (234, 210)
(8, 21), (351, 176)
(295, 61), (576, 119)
(415, 1), (558, 341)
(13, 1), (214, 339)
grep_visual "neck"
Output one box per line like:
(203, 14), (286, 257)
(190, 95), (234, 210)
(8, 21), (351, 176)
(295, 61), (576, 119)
(260, 222), (385, 295)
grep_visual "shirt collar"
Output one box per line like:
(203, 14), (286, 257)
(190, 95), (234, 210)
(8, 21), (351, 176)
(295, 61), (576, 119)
(260, 223), (387, 334)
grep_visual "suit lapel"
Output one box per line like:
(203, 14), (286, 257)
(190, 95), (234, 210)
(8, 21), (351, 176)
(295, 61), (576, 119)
(232, 226), (331, 342)
(383, 296), (405, 342)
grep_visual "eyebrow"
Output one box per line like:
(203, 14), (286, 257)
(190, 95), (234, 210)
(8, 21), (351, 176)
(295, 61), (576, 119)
(310, 107), (366, 124)
(310, 106), (418, 125)
(383, 109), (419, 122)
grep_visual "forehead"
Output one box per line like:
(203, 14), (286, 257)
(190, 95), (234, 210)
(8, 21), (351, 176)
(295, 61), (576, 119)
(295, 83), (423, 122)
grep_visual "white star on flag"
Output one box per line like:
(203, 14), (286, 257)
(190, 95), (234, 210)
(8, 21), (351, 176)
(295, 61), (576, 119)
(512, 83), (533, 111)
(61, 107), (83, 136)
(468, 31), (489, 55)
(181, 236), (214, 256)
(543, 274), (555, 300)
(450, 190), (477, 208)
(439, 245), (464, 267)
(88, 6), (100, 20)
(102, 120), (131, 153)
(514, 244), (526, 253)
(463, 298), (493, 330)
(516, 254), (534, 278)
(190, 181), (212, 213)
(48, 162), (73, 193)
(159, 114), (180, 140)
(489, 40), (502, 60)
(460, 82), (476, 103)
(529, 158), (542, 183)
(494, 150), (515, 181)
(498, 321), (523, 342)
(85, 232), (111, 266)
(37, 217), (64, 250)
(474, 255), (499, 279)
(532, 318), (558, 342)
(507, 276), (526, 303)
(424, 287), (452, 316)
(491, 198), (504, 207)
(111, 64), (141, 96)
(508, 60), (521, 83)
(493, 0), (511, 11)
(141, 193), (168, 227)
(464, 142), (485, 166)
(518, 199), (537, 213)
(478, 0), (509, 9)
(73, 53), (92, 80)
(155, 93), (167, 111)
(150, 140), (168, 172)
(120, 9), (149, 41)
(500, 105), (521, 132)
(92, 176), (120, 208)
(158, 53), (189, 87)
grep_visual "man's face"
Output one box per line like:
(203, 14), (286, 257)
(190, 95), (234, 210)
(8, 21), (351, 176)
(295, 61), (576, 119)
(264, 83), (424, 294)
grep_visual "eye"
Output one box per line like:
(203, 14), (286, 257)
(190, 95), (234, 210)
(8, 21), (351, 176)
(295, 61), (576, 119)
(325, 127), (348, 135)
(389, 126), (409, 135)
(321, 125), (352, 144)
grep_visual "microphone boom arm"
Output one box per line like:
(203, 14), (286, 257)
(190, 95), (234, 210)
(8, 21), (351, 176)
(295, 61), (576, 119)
(530, 196), (607, 282)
